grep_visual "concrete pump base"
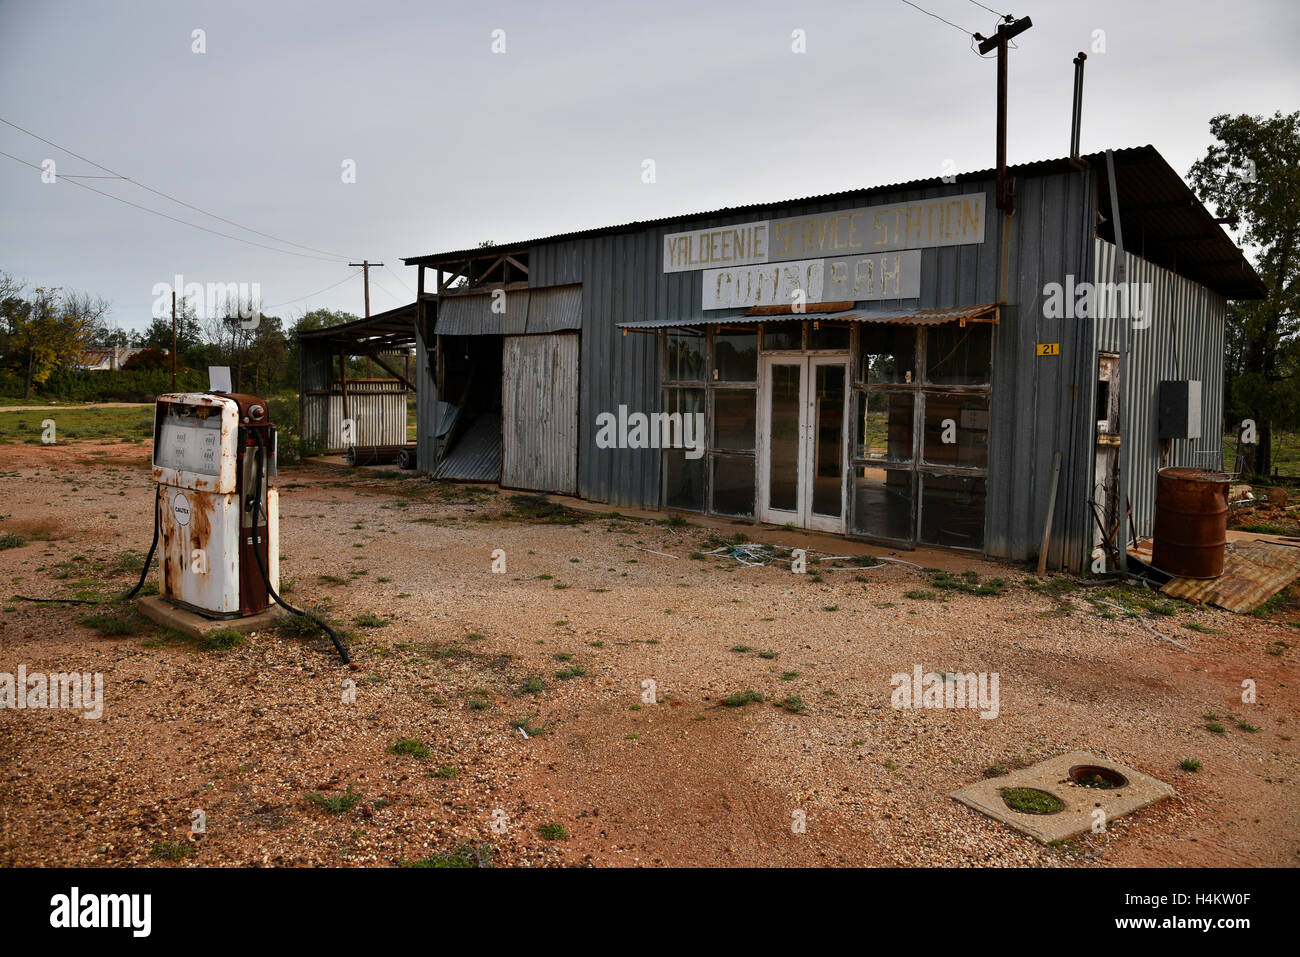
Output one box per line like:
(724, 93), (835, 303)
(138, 595), (285, 641)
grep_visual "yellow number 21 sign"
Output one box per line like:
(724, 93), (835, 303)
(1036, 343), (1060, 357)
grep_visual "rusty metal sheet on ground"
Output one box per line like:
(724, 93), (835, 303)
(1161, 540), (1300, 613)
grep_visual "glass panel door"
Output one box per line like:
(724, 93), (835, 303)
(808, 358), (847, 532)
(760, 358), (804, 524)
(758, 356), (848, 532)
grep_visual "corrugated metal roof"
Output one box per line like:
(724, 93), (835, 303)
(406, 151), (1123, 263)
(296, 302), (417, 344)
(1161, 540), (1300, 613)
(405, 146), (1262, 301)
(617, 303), (998, 330)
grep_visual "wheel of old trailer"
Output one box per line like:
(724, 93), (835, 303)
(346, 445), (359, 467)
(398, 447), (417, 470)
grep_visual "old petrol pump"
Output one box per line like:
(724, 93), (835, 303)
(147, 391), (351, 662)
(152, 392), (279, 617)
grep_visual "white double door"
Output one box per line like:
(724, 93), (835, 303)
(756, 355), (849, 533)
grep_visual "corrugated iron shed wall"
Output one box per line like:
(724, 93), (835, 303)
(415, 314), (437, 475)
(437, 289), (530, 335)
(1093, 238), (1227, 541)
(525, 284), (582, 333)
(299, 338), (334, 453)
(530, 169), (1099, 565)
(324, 380), (407, 452)
(501, 333), (580, 493)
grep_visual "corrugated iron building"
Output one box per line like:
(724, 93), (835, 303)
(401, 146), (1264, 570)
(298, 304), (417, 454)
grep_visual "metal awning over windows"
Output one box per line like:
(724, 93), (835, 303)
(618, 303), (1000, 332)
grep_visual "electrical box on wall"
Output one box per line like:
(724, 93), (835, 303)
(1157, 380), (1202, 440)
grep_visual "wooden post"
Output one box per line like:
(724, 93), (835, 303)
(348, 259), (384, 318)
(338, 349), (350, 450)
(1038, 450), (1062, 577)
(171, 291), (177, 389)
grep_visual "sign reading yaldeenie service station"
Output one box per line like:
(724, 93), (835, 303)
(662, 192), (987, 310)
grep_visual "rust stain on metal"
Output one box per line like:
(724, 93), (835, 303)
(1152, 467), (1230, 579)
(1162, 540), (1300, 613)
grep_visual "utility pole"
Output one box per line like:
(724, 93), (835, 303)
(348, 259), (383, 377)
(171, 290), (177, 389)
(975, 16), (1033, 213)
(348, 260), (384, 318)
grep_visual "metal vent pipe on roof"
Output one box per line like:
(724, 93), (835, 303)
(1070, 53), (1087, 162)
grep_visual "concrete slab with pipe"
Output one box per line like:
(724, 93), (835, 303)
(950, 751), (1174, 844)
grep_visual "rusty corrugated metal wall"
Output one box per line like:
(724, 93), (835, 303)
(501, 333), (579, 493)
(1093, 238), (1228, 542)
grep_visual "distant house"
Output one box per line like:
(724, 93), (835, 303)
(77, 346), (162, 371)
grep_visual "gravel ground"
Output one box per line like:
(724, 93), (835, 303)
(1, 441), (1296, 868)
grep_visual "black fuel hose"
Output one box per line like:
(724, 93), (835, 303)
(15, 487), (161, 605)
(249, 428), (351, 664)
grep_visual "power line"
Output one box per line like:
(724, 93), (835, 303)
(367, 276), (403, 306)
(262, 270), (362, 310)
(384, 263), (416, 297)
(0, 148), (342, 262)
(0, 115), (354, 261)
(966, 0), (1011, 18)
(898, 0), (976, 37)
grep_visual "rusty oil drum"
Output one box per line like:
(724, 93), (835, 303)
(1151, 467), (1231, 579)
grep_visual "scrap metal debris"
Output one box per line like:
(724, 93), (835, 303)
(1161, 539), (1300, 613)
(698, 542), (922, 571)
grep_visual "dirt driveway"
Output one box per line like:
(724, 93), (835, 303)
(1, 442), (1296, 867)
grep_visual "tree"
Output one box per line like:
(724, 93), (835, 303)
(283, 308), (359, 391)
(6, 286), (91, 397)
(61, 290), (112, 348)
(138, 295), (203, 357)
(122, 346), (171, 371)
(1189, 111), (1300, 478)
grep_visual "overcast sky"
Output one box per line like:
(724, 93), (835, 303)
(1, 0), (1296, 335)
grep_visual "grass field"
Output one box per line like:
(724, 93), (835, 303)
(0, 405), (154, 443)
(1223, 431), (1300, 477)
(0, 396), (416, 446)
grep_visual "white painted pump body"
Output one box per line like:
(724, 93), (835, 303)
(151, 392), (278, 617)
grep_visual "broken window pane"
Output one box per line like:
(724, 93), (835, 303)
(662, 387), (705, 511)
(926, 325), (992, 385)
(809, 323), (850, 351)
(767, 363), (801, 512)
(859, 325), (916, 384)
(714, 331), (757, 381)
(663, 386), (703, 418)
(713, 388), (755, 452)
(812, 363), (846, 518)
(665, 329), (705, 382)
(919, 474), (986, 549)
(711, 453), (755, 517)
(921, 393), (989, 469)
(853, 465), (913, 541)
(664, 450), (705, 512)
(762, 321), (803, 351)
(855, 391), (914, 462)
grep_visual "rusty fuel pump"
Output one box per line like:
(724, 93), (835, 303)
(151, 391), (350, 662)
